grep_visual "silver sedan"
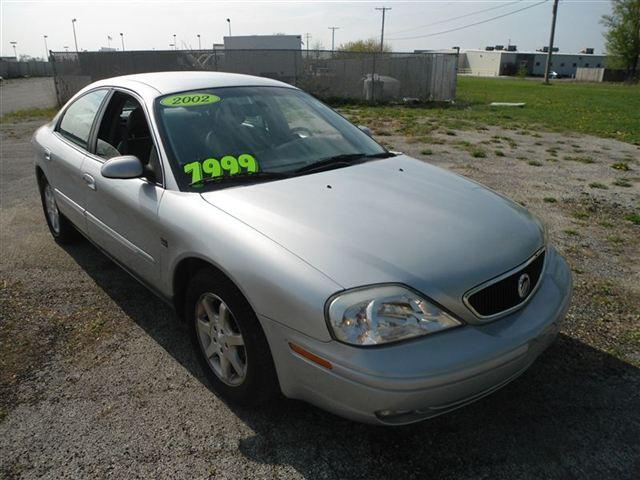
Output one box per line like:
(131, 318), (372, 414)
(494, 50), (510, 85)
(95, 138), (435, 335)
(32, 72), (572, 425)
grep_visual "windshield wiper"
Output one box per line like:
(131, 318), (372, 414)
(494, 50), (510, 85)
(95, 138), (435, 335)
(190, 171), (290, 187)
(293, 151), (395, 175)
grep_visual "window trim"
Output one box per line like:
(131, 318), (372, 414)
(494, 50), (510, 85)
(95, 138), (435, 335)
(90, 86), (166, 188)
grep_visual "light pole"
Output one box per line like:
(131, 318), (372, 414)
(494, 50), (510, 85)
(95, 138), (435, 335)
(120, 33), (125, 51)
(71, 18), (79, 52)
(375, 7), (391, 53)
(169, 43), (175, 50)
(226, 18), (232, 37)
(43, 35), (49, 59)
(305, 33), (311, 56)
(107, 35), (112, 48)
(10, 41), (18, 59)
(197, 34), (201, 50)
(64, 46), (69, 52)
(173, 34), (177, 50)
(328, 26), (339, 53)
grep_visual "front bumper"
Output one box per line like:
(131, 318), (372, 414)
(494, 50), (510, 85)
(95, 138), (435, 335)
(260, 246), (573, 425)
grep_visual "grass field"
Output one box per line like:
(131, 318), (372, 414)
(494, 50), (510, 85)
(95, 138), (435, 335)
(0, 106), (58, 123)
(342, 77), (640, 145)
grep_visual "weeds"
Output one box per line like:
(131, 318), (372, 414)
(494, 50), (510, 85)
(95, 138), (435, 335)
(565, 155), (596, 164)
(613, 178), (632, 187)
(612, 162), (631, 171)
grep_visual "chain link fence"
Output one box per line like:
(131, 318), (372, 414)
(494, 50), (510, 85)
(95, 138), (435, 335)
(1, 59), (53, 79)
(51, 49), (457, 105)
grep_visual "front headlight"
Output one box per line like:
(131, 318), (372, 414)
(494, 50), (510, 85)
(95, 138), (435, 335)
(326, 285), (462, 346)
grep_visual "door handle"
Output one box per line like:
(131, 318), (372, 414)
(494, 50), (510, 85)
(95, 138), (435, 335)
(43, 149), (52, 161)
(82, 173), (96, 190)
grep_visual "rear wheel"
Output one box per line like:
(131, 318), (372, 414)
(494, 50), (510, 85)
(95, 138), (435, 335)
(39, 177), (77, 244)
(186, 269), (279, 405)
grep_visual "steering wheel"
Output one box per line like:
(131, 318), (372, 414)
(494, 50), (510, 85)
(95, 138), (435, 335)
(290, 126), (313, 138)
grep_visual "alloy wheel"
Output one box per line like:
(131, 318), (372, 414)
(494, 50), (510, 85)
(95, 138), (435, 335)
(44, 184), (60, 234)
(195, 292), (247, 386)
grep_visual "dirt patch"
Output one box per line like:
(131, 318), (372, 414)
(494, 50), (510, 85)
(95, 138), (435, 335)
(1, 116), (639, 479)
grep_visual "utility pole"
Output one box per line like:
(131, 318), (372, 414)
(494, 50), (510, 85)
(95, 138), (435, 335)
(71, 18), (78, 52)
(543, 0), (559, 84)
(120, 32), (125, 51)
(328, 26), (339, 53)
(197, 34), (201, 50)
(43, 35), (49, 59)
(375, 7), (391, 53)
(305, 33), (311, 56)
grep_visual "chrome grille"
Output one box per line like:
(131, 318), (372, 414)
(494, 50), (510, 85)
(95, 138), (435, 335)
(465, 248), (546, 318)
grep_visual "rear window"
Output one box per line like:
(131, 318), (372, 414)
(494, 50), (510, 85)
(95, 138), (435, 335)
(58, 89), (108, 149)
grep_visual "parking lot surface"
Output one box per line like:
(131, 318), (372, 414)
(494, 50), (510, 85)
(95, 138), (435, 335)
(0, 77), (57, 115)
(1, 116), (639, 479)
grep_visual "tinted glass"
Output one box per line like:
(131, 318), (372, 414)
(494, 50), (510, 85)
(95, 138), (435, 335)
(155, 87), (385, 190)
(58, 89), (108, 149)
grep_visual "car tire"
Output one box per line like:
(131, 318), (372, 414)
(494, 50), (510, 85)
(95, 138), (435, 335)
(39, 176), (77, 244)
(185, 268), (279, 406)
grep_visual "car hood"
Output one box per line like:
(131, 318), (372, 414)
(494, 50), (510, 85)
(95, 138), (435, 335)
(200, 155), (543, 321)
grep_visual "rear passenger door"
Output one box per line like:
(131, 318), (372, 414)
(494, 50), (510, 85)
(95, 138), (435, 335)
(81, 90), (165, 287)
(49, 89), (109, 229)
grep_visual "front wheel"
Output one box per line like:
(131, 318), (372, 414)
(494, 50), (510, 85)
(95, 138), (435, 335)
(39, 177), (77, 244)
(185, 269), (279, 406)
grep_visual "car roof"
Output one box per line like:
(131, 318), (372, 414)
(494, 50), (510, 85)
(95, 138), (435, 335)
(93, 71), (297, 95)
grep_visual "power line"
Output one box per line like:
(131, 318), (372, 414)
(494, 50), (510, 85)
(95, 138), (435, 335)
(388, 0), (548, 41)
(544, 0), (560, 84)
(375, 6), (392, 53)
(328, 26), (339, 53)
(388, 0), (523, 36)
(304, 32), (311, 53)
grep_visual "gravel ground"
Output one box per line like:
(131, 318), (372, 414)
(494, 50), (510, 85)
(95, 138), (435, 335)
(1, 116), (639, 480)
(0, 77), (57, 115)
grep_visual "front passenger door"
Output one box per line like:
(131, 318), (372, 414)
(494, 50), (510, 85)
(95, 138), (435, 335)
(82, 92), (165, 287)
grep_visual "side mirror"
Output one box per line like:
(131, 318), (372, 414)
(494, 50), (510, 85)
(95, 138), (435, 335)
(101, 155), (143, 179)
(358, 125), (373, 137)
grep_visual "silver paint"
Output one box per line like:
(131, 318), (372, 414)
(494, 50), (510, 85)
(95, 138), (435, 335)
(32, 72), (573, 425)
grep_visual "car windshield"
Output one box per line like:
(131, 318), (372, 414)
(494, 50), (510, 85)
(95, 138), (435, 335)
(154, 86), (387, 190)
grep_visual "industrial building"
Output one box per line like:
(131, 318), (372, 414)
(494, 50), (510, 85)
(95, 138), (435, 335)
(223, 35), (302, 50)
(458, 48), (606, 78)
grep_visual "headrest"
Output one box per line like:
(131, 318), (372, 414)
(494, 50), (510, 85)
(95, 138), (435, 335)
(128, 108), (149, 137)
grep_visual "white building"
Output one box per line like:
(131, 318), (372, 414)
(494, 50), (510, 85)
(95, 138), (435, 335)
(458, 49), (606, 78)
(529, 52), (606, 77)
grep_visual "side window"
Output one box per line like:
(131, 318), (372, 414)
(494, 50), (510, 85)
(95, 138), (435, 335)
(95, 91), (163, 185)
(58, 90), (108, 149)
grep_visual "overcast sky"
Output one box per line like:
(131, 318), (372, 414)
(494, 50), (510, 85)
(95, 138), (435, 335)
(2, 0), (611, 59)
